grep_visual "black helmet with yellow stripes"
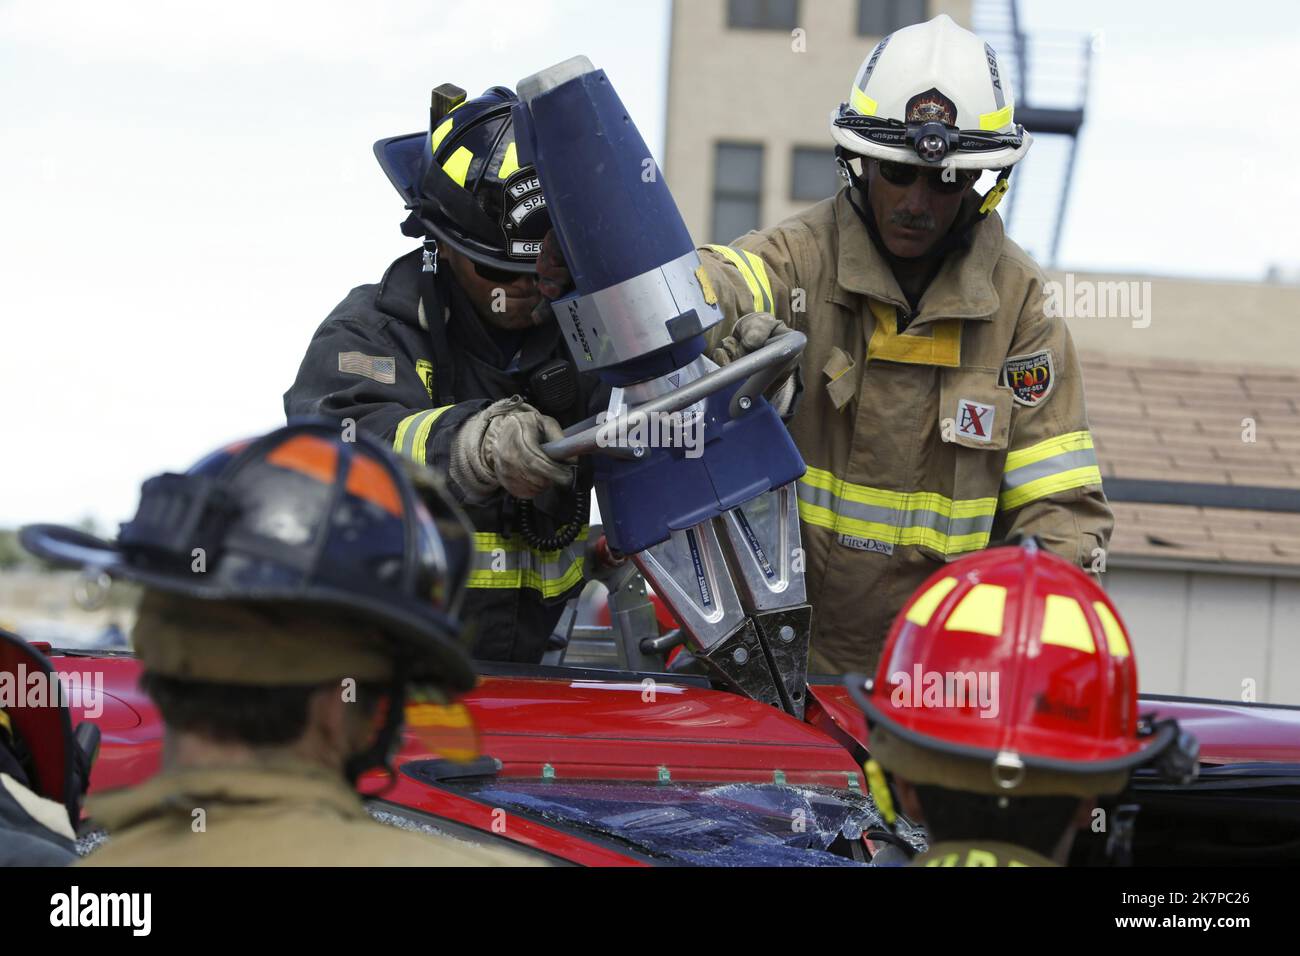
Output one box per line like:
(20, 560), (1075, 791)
(375, 84), (550, 275)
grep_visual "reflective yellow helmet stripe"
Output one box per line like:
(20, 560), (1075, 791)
(979, 104), (1014, 131)
(430, 117), (455, 154)
(944, 583), (1007, 637)
(1092, 601), (1131, 657)
(1040, 594), (1097, 653)
(906, 577), (958, 626)
(442, 146), (474, 188)
(851, 86), (878, 117)
(498, 141), (521, 181)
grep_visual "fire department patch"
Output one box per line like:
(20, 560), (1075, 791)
(956, 398), (995, 443)
(999, 350), (1056, 407)
(906, 87), (957, 126)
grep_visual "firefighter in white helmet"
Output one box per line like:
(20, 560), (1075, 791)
(694, 15), (1111, 674)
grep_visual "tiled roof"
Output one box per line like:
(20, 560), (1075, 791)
(1081, 352), (1300, 567)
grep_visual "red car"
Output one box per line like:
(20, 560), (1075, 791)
(44, 637), (1300, 866)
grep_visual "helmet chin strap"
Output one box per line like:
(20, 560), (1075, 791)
(835, 147), (1013, 272)
(343, 677), (409, 790)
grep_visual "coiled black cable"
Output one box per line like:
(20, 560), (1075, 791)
(515, 478), (589, 552)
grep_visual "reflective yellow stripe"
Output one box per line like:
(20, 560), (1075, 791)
(1093, 601), (1131, 658)
(945, 583), (1006, 637)
(1040, 594), (1097, 653)
(851, 86), (878, 116)
(979, 104), (1014, 131)
(1000, 466), (1103, 512)
(467, 528), (589, 598)
(740, 250), (774, 311)
(906, 577), (958, 626)
(443, 146), (474, 187)
(1000, 431), (1103, 511)
(393, 406), (455, 465)
(797, 465), (996, 556)
(430, 117), (454, 154)
(802, 466), (996, 519)
(797, 500), (993, 556)
(498, 141), (520, 180)
(705, 244), (770, 313)
(1004, 431), (1094, 472)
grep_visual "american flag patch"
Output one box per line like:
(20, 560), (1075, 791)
(338, 352), (397, 385)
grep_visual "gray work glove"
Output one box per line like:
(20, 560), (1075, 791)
(710, 312), (793, 367)
(450, 396), (571, 502)
(710, 312), (799, 416)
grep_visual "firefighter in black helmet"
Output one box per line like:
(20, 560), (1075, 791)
(20, 422), (537, 866)
(285, 85), (610, 664)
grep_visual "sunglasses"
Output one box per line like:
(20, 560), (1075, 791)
(876, 160), (978, 194)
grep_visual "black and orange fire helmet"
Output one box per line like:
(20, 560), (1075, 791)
(20, 420), (476, 692)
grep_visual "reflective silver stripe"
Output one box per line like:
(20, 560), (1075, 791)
(393, 406), (454, 465)
(984, 42), (1006, 110)
(1001, 447), (1100, 494)
(796, 479), (995, 555)
(467, 528), (590, 598)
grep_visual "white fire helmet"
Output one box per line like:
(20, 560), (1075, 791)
(830, 14), (1033, 172)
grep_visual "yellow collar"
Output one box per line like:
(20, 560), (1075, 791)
(830, 188), (1005, 328)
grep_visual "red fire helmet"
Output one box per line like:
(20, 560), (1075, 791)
(849, 540), (1196, 796)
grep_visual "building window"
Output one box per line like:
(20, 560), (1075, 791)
(711, 142), (763, 243)
(858, 0), (927, 37)
(791, 147), (840, 202)
(727, 0), (799, 31)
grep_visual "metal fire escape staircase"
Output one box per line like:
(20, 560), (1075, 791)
(972, 0), (1096, 267)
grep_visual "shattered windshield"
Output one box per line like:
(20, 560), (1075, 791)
(442, 777), (928, 866)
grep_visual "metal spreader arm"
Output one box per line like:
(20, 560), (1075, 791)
(541, 331), (806, 462)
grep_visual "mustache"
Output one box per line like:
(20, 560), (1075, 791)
(891, 210), (936, 231)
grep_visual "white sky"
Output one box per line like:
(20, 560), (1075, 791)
(1, 0), (1297, 529)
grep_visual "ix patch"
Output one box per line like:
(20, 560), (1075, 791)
(956, 398), (995, 443)
(999, 350), (1055, 406)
